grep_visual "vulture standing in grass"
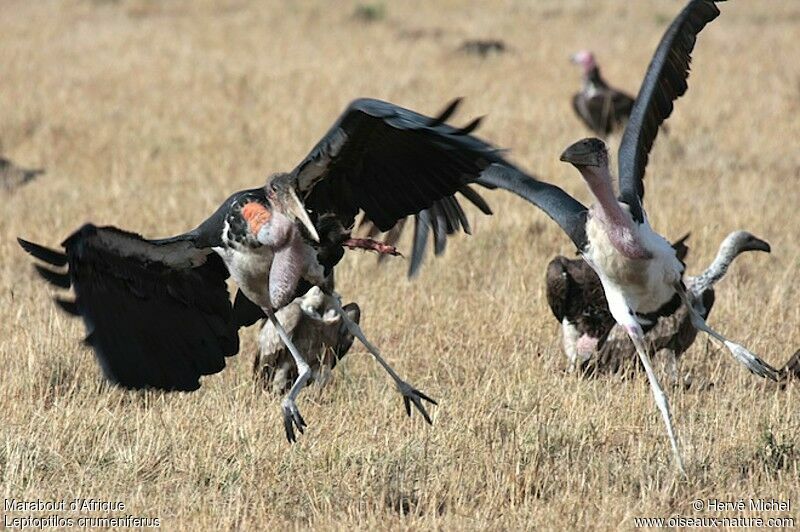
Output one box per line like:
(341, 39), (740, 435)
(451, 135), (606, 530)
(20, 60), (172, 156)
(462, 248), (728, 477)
(474, 0), (777, 474)
(780, 350), (800, 384)
(570, 50), (635, 137)
(584, 231), (771, 379)
(1, 156), (44, 192)
(254, 286), (360, 394)
(19, 97), (552, 442)
(545, 234), (688, 372)
(459, 39), (507, 58)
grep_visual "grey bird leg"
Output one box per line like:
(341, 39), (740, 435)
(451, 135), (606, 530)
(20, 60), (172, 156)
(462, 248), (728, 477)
(263, 304), (312, 442)
(674, 284), (779, 381)
(657, 348), (680, 387)
(330, 296), (437, 424)
(624, 323), (687, 477)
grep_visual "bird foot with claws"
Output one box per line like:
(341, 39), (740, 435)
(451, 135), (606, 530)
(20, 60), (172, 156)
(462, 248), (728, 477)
(725, 341), (780, 381)
(396, 380), (437, 425)
(282, 398), (307, 443)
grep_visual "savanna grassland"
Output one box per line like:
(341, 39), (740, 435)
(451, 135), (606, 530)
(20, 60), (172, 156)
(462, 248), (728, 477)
(1, 0), (799, 529)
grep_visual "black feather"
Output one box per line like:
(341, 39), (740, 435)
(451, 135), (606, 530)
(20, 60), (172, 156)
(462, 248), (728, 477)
(428, 98), (462, 127)
(295, 98), (512, 275)
(458, 185), (493, 215)
(455, 116), (483, 135)
(21, 224), (241, 392)
(55, 298), (80, 315)
(409, 212), (431, 278)
(34, 265), (71, 289)
(233, 289), (266, 327)
(18, 238), (68, 266)
(618, 0), (724, 222)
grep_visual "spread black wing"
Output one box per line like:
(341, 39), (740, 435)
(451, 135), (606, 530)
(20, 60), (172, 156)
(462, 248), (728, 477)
(378, 164), (590, 275)
(294, 98), (589, 273)
(293, 98), (505, 273)
(18, 224), (239, 391)
(356, 184), (493, 277)
(618, 0), (724, 223)
(294, 98), (505, 230)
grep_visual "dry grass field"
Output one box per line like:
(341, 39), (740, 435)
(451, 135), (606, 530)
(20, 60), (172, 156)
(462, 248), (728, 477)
(2, 0), (799, 529)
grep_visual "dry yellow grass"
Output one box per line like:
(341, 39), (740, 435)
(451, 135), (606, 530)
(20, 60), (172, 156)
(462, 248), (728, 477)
(2, 0), (799, 529)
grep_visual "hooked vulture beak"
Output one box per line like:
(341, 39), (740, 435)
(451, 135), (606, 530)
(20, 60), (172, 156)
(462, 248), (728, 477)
(742, 236), (771, 253)
(284, 187), (320, 243)
(559, 138), (607, 167)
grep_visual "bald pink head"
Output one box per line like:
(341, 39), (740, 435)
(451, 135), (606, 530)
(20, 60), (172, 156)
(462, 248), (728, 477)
(570, 50), (597, 74)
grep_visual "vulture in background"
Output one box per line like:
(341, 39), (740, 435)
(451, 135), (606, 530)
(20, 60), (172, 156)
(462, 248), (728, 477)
(459, 39), (507, 57)
(570, 50), (635, 137)
(779, 350), (800, 386)
(545, 234), (689, 372)
(581, 231), (771, 380)
(254, 286), (360, 394)
(1, 156), (44, 192)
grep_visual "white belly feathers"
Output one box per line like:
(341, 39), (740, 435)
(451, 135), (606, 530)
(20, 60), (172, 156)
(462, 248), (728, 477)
(584, 210), (683, 315)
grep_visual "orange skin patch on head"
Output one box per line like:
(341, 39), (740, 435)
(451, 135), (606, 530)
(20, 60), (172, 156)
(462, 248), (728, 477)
(242, 202), (272, 234)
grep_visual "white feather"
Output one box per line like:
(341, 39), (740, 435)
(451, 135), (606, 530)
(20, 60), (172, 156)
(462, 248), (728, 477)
(583, 206), (683, 317)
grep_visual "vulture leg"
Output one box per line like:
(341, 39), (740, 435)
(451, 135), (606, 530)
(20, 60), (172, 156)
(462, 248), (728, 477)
(657, 348), (680, 387)
(625, 323), (687, 477)
(263, 305), (312, 442)
(561, 319), (583, 373)
(674, 285), (779, 381)
(330, 296), (437, 424)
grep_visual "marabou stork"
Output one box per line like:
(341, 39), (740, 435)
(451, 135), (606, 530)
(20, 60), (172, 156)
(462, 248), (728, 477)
(1, 156), (44, 192)
(18, 97), (523, 442)
(570, 50), (635, 137)
(481, 0), (778, 474)
(582, 231), (771, 379)
(557, 0), (780, 473)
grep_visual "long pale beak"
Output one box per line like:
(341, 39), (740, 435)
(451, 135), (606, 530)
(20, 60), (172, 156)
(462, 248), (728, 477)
(285, 188), (320, 243)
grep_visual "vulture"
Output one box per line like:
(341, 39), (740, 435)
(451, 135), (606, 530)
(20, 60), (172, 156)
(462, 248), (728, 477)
(1, 156), (44, 192)
(779, 350), (800, 385)
(459, 39), (507, 57)
(582, 231), (771, 379)
(545, 234), (689, 372)
(570, 50), (635, 137)
(254, 286), (360, 395)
